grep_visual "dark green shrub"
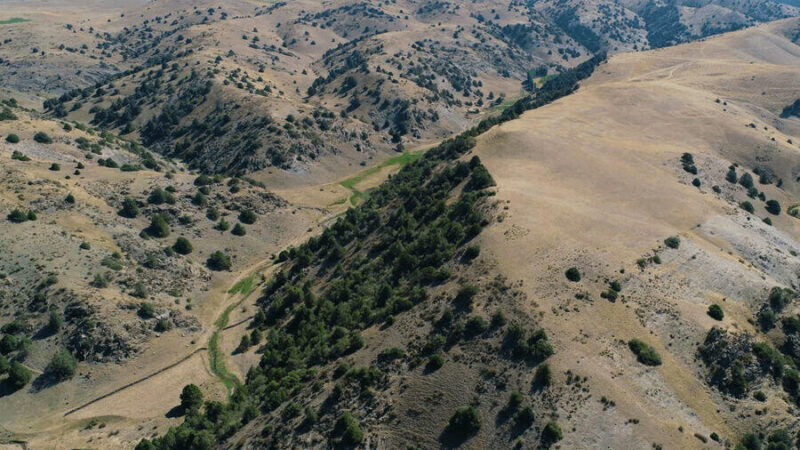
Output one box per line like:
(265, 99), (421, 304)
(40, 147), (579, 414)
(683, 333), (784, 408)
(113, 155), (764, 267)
(215, 219), (230, 231)
(754, 390), (767, 402)
(7, 361), (31, 390)
(427, 353), (444, 371)
(45, 348), (78, 381)
(173, 237), (193, 255)
(65, 193), (75, 204)
(11, 150), (29, 161)
(192, 192), (206, 207)
(740, 201), (754, 213)
(463, 245), (480, 260)
(0, 334), (19, 354)
(454, 285), (478, 308)
(628, 339), (662, 366)
(448, 406), (480, 434)
(180, 384), (203, 412)
(207, 251), (232, 271)
(541, 421), (563, 447)
(692, 178), (701, 187)
(147, 188), (174, 205)
(6, 209), (27, 223)
(725, 166), (739, 184)
(48, 310), (64, 331)
(534, 363), (552, 387)
(739, 172), (754, 189)
(118, 197), (139, 218)
(237, 334), (251, 353)
(138, 302), (155, 319)
(712, 185), (721, 193)
(90, 273), (108, 288)
(5, 133), (19, 143)
(664, 236), (680, 249)
(146, 214), (170, 238)
(565, 267), (581, 282)
(681, 153), (694, 165)
(33, 132), (52, 144)
(132, 283), (148, 299)
(333, 412), (364, 445)
(26, 211), (36, 221)
(49, 163), (60, 171)
(231, 223), (246, 236)
(0, 354), (8, 374)
(508, 390), (524, 410)
(707, 304), (724, 321)
(766, 200), (781, 215)
(239, 209), (257, 224)
(517, 406), (535, 427)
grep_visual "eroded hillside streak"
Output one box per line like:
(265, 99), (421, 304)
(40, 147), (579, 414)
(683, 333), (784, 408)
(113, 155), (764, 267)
(135, 54), (605, 449)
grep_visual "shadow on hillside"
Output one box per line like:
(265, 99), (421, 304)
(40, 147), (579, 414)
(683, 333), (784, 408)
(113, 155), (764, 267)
(165, 405), (184, 418)
(438, 427), (476, 448)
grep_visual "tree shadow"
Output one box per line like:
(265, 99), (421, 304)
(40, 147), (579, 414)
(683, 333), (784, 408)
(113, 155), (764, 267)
(165, 404), (184, 418)
(0, 381), (22, 398)
(33, 326), (56, 341)
(438, 427), (476, 448)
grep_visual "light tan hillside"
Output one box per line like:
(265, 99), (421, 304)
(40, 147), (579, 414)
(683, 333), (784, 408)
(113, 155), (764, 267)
(471, 18), (800, 448)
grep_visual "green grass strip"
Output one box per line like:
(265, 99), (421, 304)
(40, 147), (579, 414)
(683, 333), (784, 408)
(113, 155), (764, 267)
(0, 18), (30, 25)
(339, 151), (424, 205)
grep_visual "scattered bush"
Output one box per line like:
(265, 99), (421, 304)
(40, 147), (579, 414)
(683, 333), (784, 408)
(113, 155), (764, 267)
(145, 214), (170, 238)
(565, 267), (581, 282)
(454, 285), (479, 308)
(231, 223), (246, 236)
(7, 361), (31, 390)
(739, 172), (754, 189)
(534, 363), (552, 387)
(45, 348), (78, 381)
(740, 201), (754, 213)
(448, 406), (480, 435)
(5, 133), (19, 143)
(333, 412), (364, 446)
(118, 197), (139, 218)
(517, 406), (535, 428)
(427, 354), (444, 371)
(463, 245), (480, 260)
(138, 302), (156, 319)
(173, 237), (193, 255)
(33, 132), (52, 144)
(239, 209), (257, 224)
(664, 236), (680, 249)
(628, 339), (662, 366)
(207, 251), (232, 271)
(541, 421), (563, 447)
(707, 304), (724, 321)
(11, 150), (29, 161)
(692, 178), (701, 187)
(49, 163), (61, 171)
(766, 200), (781, 215)
(6, 209), (28, 223)
(180, 384), (203, 412)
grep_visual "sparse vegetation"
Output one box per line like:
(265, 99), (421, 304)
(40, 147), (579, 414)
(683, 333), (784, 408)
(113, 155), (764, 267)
(707, 304), (724, 321)
(33, 132), (52, 144)
(628, 339), (662, 366)
(206, 251), (231, 271)
(565, 267), (581, 282)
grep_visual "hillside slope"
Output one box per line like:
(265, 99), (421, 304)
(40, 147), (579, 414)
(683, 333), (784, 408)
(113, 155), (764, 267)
(2, 0), (797, 176)
(130, 19), (800, 450)
(473, 17), (800, 448)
